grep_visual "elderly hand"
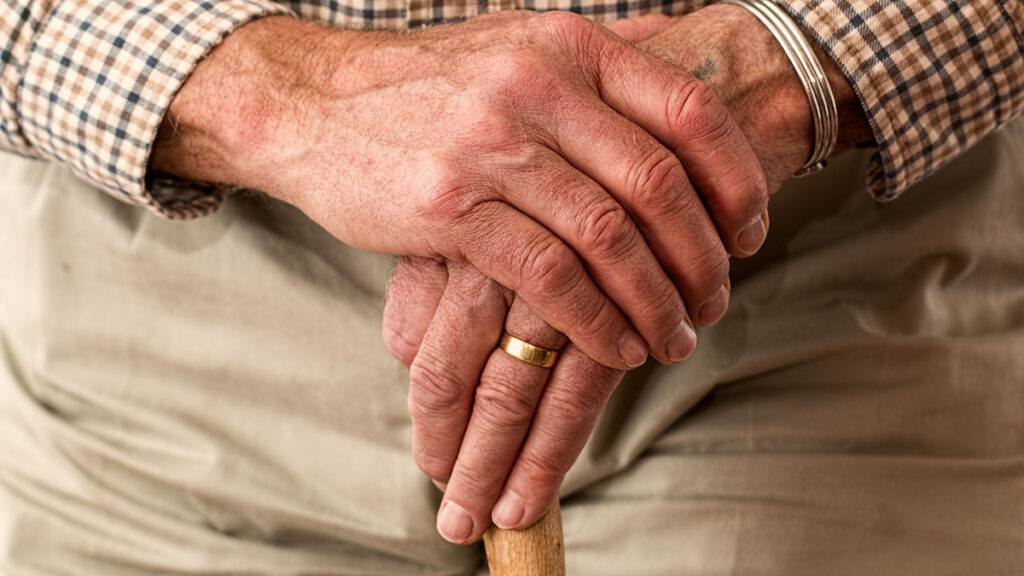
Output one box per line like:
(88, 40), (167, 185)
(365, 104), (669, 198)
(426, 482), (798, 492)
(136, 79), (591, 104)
(383, 5), (873, 545)
(151, 11), (769, 370)
(386, 257), (625, 545)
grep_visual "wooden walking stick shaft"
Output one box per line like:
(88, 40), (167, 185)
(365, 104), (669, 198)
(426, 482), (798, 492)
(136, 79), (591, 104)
(484, 500), (565, 576)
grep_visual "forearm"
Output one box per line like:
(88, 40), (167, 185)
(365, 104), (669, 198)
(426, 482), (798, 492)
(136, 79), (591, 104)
(1, 0), (290, 217)
(150, 17), (357, 204)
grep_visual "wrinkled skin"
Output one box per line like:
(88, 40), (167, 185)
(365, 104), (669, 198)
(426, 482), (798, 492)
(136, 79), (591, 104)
(383, 7), (871, 545)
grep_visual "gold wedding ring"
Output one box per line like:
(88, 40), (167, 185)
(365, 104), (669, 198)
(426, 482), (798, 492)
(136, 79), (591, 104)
(498, 332), (559, 369)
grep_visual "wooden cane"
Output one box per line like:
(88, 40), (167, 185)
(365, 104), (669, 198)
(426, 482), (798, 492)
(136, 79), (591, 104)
(483, 500), (565, 576)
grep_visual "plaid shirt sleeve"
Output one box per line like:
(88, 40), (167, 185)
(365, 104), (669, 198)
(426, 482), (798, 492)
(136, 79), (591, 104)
(0, 0), (291, 218)
(779, 0), (1024, 201)
(2, 0), (1022, 218)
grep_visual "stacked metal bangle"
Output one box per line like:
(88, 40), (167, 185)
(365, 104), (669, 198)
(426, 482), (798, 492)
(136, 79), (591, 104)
(721, 0), (838, 176)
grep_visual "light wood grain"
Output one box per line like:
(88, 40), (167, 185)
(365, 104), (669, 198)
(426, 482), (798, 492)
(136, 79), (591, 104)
(483, 501), (565, 576)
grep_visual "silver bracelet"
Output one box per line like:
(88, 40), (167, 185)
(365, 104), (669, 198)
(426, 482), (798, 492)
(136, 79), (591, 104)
(720, 0), (838, 177)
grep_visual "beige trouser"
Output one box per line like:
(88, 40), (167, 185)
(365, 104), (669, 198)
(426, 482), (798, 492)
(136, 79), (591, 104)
(2, 120), (1023, 576)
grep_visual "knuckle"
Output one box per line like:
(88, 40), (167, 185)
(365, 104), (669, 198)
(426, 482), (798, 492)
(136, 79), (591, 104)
(451, 462), (495, 497)
(536, 10), (589, 37)
(519, 239), (620, 343)
(504, 50), (545, 83)
(408, 358), (470, 420)
(633, 279), (684, 324)
(561, 299), (620, 354)
(627, 146), (687, 212)
(412, 441), (454, 482)
(447, 265), (499, 308)
(521, 238), (581, 300)
(686, 241), (730, 291)
(706, 165), (770, 233)
(382, 322), (419, 366)
(490, 50), (541, 88)
(535, 11), (605, 73)
(416, 161), (490, 228)
(577, 201), (637, 263)
(747, 168), (770, 207)
(542, 388), (601, 429)
(548, 360), (622, 419)
(669, 81), (735, 145)
(454, 107), (524, 152)
(473, 378), (537, 433)
(516, 449), (570, 487)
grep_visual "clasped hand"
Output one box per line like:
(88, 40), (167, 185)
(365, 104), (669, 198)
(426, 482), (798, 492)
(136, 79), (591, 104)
(379, 10), (798, 545)
(153, 1), (838, 548)
(208, 9), (768, 368)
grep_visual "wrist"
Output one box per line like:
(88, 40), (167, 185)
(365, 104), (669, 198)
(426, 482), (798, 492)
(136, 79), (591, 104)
(149, 16), (356, 203)
(639, 4), (872, 188)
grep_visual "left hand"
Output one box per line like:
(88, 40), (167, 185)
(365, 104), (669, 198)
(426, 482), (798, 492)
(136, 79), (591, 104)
(385, 258), (625, 545)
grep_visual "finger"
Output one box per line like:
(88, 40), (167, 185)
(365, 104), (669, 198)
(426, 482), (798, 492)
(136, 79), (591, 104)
(581, 22), (771, 258)
(436, 297), (565, 544)
(491, 344), (624, 531)
(456, 200), (648, 370)
(383, 256), (448, 366)
(530, 88), (730, 333)
(603, 14), (673, 43)
(407, 263), (510, 484)
(661, 85), (771, 258)
(497, 150), (696, 363)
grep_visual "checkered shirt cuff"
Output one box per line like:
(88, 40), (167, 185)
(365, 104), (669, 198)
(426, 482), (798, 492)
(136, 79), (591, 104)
(778, 0), (1024, 201)
(11, 0), (292, 219)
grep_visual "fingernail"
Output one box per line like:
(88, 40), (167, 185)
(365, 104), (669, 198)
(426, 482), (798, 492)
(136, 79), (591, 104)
(698, 283), (730, 326)
(618, 331), (648, 368)
(737, 213), (767, 255)
(492, 491), (526, 529)
(666, 316), (697, 362)
(437, 501), (474, 543)
(432, 479), (447, 493)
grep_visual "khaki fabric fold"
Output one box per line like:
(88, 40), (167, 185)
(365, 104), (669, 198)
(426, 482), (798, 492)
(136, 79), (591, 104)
(2, 120), (1023, 575)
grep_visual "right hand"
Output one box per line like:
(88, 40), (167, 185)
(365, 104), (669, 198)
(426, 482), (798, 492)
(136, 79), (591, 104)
(152, 11), (768, 368)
